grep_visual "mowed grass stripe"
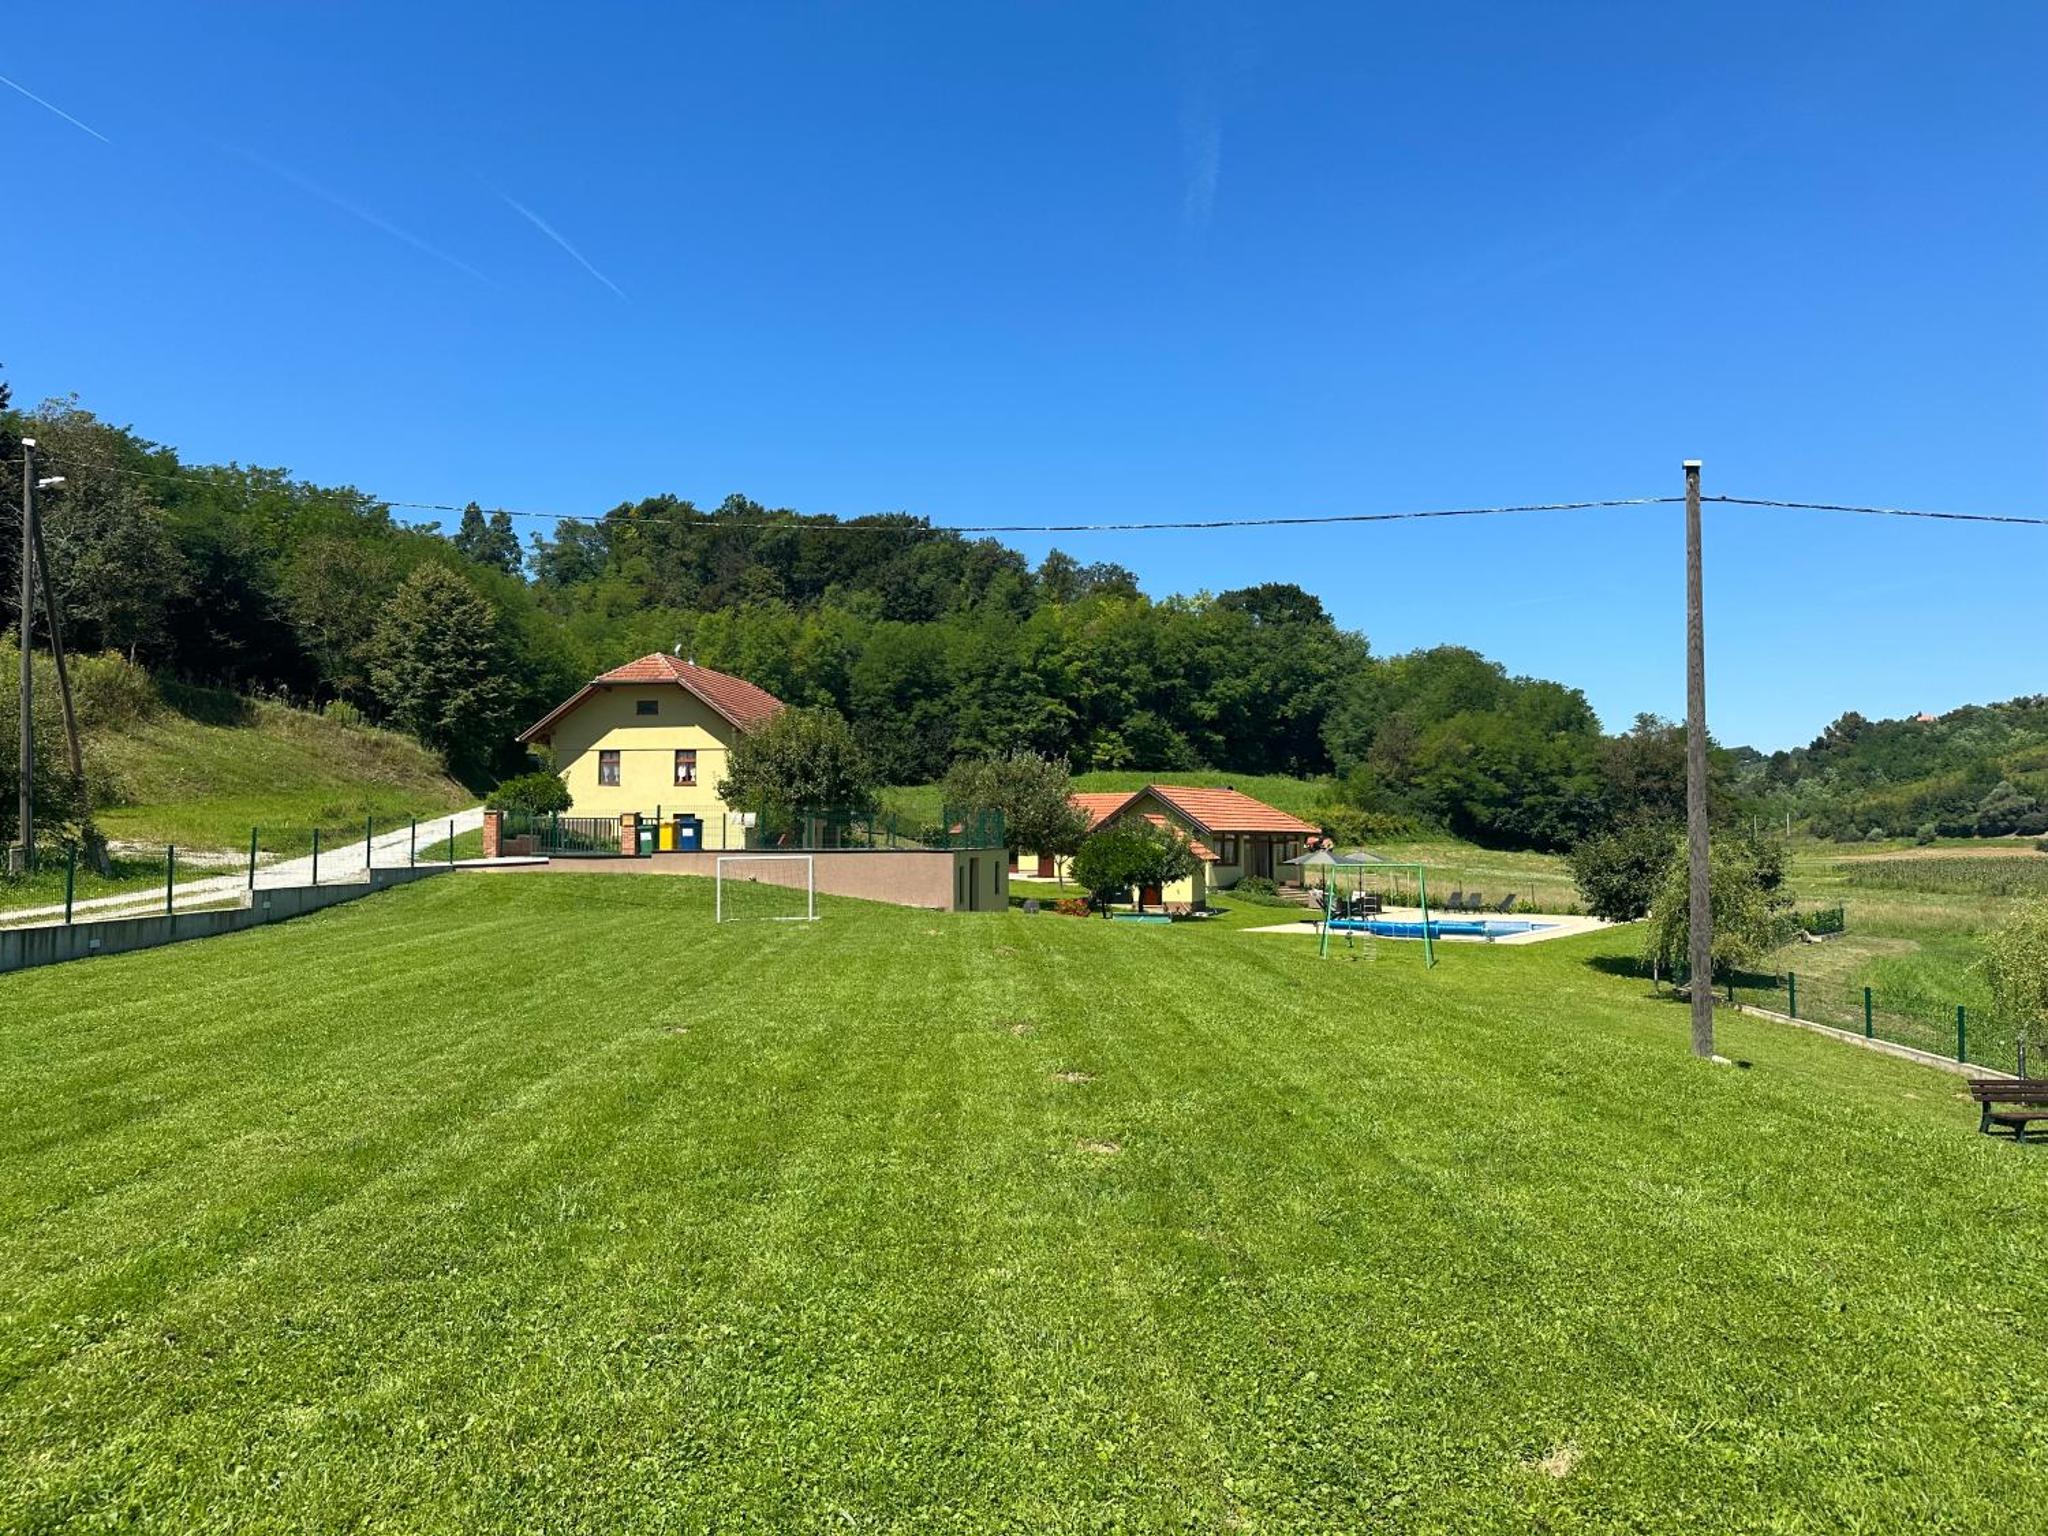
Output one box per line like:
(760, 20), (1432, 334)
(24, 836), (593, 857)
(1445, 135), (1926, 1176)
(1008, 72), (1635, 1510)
(4, 874), (2048, 1531)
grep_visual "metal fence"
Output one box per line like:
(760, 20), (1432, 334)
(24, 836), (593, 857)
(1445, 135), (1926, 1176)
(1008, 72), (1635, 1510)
(1, 814), (473, 929)
(1726, 966), (2041, 1076)
(498, 812), (622, 856)
(746, 805), (1004, 853)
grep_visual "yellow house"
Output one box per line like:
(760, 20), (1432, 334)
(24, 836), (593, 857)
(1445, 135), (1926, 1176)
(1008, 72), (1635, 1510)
(1014, 784), (1317, 909)
(516, 653), (785, 850)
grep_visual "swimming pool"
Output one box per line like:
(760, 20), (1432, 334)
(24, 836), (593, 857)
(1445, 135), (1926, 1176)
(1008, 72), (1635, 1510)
(1325, 917), (1554, 940)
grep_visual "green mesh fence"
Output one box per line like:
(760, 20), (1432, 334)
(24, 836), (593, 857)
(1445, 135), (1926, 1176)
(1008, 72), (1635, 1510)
(747, 806), (1003, 852)
(1725, 967), (2036, 1075)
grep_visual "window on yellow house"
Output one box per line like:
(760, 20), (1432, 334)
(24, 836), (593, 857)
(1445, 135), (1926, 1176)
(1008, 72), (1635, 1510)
(599, 750), (620, 786)
(674, 749), (697, 786)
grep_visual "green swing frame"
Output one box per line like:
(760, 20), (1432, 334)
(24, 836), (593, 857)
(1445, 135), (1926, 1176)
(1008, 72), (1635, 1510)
(1300, 853), (1438, 968)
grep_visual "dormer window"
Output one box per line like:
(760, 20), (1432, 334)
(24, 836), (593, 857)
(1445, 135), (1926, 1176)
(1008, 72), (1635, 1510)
(636, 699), (659, 717)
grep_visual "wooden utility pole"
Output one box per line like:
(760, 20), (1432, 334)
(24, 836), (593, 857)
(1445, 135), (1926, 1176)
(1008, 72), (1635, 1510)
(1684, 459), (1714, 1058)
(14, 438), (34, 873)
(27, 491), (108, 875)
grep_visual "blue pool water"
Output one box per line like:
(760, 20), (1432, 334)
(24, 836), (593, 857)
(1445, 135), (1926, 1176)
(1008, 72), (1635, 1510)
(1326, 917), (1554, 940)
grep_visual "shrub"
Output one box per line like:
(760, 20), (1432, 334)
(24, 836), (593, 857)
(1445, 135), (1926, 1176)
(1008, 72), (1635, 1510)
(488, 770), (572, 815)
(1052, 896), (1092, 918)
(1916, 824), (1938, 846)
(321, 699), (368, 729)
(1071, 821), (1196, 908)
(1566, 821), (1676, 923)
(716, 706), (875, 822)
(1642, 839), (1791, 983)
(1864, 826), (1888, 842)
(67, 649), (158, 730)
(1984, 899), (2048, 1049)
(1235, 876), (1277, 897)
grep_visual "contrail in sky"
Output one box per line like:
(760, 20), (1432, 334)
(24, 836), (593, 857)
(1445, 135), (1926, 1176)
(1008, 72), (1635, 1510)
(499, 193), (628, 299)
(235, 148), (495, 286)
(0, 71), (111, 142)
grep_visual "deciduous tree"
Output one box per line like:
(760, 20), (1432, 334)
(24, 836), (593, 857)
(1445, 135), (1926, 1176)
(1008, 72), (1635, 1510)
(368, 564), (517, 780)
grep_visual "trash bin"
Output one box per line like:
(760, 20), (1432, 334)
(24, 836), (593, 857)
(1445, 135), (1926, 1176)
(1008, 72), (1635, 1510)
(677, 817), (702, 852)
(637, 822), (657, 856)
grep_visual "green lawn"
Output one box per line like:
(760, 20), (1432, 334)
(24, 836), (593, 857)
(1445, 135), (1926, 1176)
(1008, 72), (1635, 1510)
(4, 875), (2044, 1531)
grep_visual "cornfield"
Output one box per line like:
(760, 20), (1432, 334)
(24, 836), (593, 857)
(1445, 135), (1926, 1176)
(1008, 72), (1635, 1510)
(1838, 856), (2048, 898)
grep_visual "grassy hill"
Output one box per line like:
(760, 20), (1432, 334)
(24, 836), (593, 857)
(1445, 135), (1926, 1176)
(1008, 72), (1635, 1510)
(2, 652), (473, 915)
(91, 682), (472, 852)
(2, 873), (2043, 1529)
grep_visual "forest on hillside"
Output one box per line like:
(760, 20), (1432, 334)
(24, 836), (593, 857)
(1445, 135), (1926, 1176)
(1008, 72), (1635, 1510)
(1761, 701), (2048, 842)
(8, 385), (1743, 851)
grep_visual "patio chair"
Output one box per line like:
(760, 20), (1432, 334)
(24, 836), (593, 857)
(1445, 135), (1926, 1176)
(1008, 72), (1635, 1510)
(1495, 893), (1518, 914)
(1446, 890), (1467, 912)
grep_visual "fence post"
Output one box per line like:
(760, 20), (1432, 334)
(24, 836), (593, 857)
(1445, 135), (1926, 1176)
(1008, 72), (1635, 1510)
(165, 845), (175, 915)
(365, 816), (373, 878)
(64, 847), (75, 925)
(312, 829), (320, 887)
(248, 827), (258, 891)
(448, 820), (455, 867)
(410, 819), (416, 868)
(1956, 1005), (1967, 1064)
(1787, 971), (1797, 1020)
(1864, 987), (1874, 1038)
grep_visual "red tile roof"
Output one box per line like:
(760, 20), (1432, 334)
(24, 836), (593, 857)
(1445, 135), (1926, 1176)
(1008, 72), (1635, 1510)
(518, 654), (785, 742)
(1070, 791), (1136, 830)
(1144, 785), (1317, 836)
(1063, 786), (1298, 861)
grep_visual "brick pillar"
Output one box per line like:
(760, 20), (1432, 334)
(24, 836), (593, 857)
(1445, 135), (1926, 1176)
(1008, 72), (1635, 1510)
(620, 812), (639, 857)
(482, 809), (503, 860)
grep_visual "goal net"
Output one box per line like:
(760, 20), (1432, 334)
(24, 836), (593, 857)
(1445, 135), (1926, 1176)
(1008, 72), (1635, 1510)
(715, 854), (818, 923)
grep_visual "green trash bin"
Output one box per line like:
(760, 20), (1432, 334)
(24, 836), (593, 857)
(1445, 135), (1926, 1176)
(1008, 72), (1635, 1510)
(637, 821), (657, 856)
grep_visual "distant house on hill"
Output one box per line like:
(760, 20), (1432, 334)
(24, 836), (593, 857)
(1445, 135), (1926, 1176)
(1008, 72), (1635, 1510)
(1017, 783), (1318, 907)
(517, 653), (784, 849)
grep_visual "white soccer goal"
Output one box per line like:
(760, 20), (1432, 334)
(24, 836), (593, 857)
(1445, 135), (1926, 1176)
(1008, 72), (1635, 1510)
(715, 854), (818, 923)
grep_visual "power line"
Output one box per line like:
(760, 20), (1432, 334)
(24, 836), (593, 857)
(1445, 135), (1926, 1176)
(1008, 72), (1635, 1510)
(22, 443), (2048, 533)
(23, 448), (1677, 534)
(1704, 495), (2048, 529)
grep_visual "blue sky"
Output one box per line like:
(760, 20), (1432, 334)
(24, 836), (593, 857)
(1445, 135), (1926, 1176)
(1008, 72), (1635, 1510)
(4, 1), (2044, 750)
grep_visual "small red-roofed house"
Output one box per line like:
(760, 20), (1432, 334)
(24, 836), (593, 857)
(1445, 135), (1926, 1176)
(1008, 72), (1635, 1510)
(1014, 783), (1318, 908)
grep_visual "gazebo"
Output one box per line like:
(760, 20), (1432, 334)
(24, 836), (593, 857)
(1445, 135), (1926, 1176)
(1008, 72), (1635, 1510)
(1283, 844), (1437, 967)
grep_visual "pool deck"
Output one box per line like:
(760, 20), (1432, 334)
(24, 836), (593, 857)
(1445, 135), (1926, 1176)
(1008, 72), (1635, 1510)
(1242, 906), (1613, 945)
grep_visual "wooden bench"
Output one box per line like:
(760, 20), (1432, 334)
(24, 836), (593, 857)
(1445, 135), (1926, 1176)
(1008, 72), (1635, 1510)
(1968, 1080), (2048, 1142)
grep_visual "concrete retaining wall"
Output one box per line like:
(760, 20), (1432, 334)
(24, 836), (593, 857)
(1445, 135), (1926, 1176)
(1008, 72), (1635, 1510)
(0, 865), (449, 976)
(1732, 1002), (2012, 1080)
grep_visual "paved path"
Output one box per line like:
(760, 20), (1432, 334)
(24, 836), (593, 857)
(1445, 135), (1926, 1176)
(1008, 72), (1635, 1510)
(1, 807), (486, 929)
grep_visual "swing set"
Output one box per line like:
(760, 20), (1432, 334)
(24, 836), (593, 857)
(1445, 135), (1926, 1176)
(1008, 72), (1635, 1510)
(1285, 847), (1439, 968)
